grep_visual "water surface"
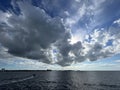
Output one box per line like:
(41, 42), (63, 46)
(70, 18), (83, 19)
(0, 71), (120, 90)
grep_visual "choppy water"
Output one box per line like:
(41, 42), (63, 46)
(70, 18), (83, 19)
(0, 71), (120, 90)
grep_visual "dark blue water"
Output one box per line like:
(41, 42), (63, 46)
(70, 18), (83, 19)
(0, 71), (120, 90)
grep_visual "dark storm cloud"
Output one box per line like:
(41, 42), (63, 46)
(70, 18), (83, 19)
(0, 0), (120, 66)
(0, 1), (69, 64)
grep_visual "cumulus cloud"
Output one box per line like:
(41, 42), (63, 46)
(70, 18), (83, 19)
(82, 25), (120, 62)
(0, 0), (120, 66)
(52, 26), (120, 66)
(0, 1), (69, 64)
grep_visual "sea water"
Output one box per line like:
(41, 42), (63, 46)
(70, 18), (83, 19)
(0, 71), (120, 90)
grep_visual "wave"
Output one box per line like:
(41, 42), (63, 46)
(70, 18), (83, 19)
(0, 75), (35, 86)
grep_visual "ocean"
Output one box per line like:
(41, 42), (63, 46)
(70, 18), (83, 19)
(0, 71), (120, 90)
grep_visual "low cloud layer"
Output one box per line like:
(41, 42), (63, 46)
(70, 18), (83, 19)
(0, 0), (120, 66)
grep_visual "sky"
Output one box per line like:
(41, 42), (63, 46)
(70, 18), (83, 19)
(0, 0), (120, 70)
